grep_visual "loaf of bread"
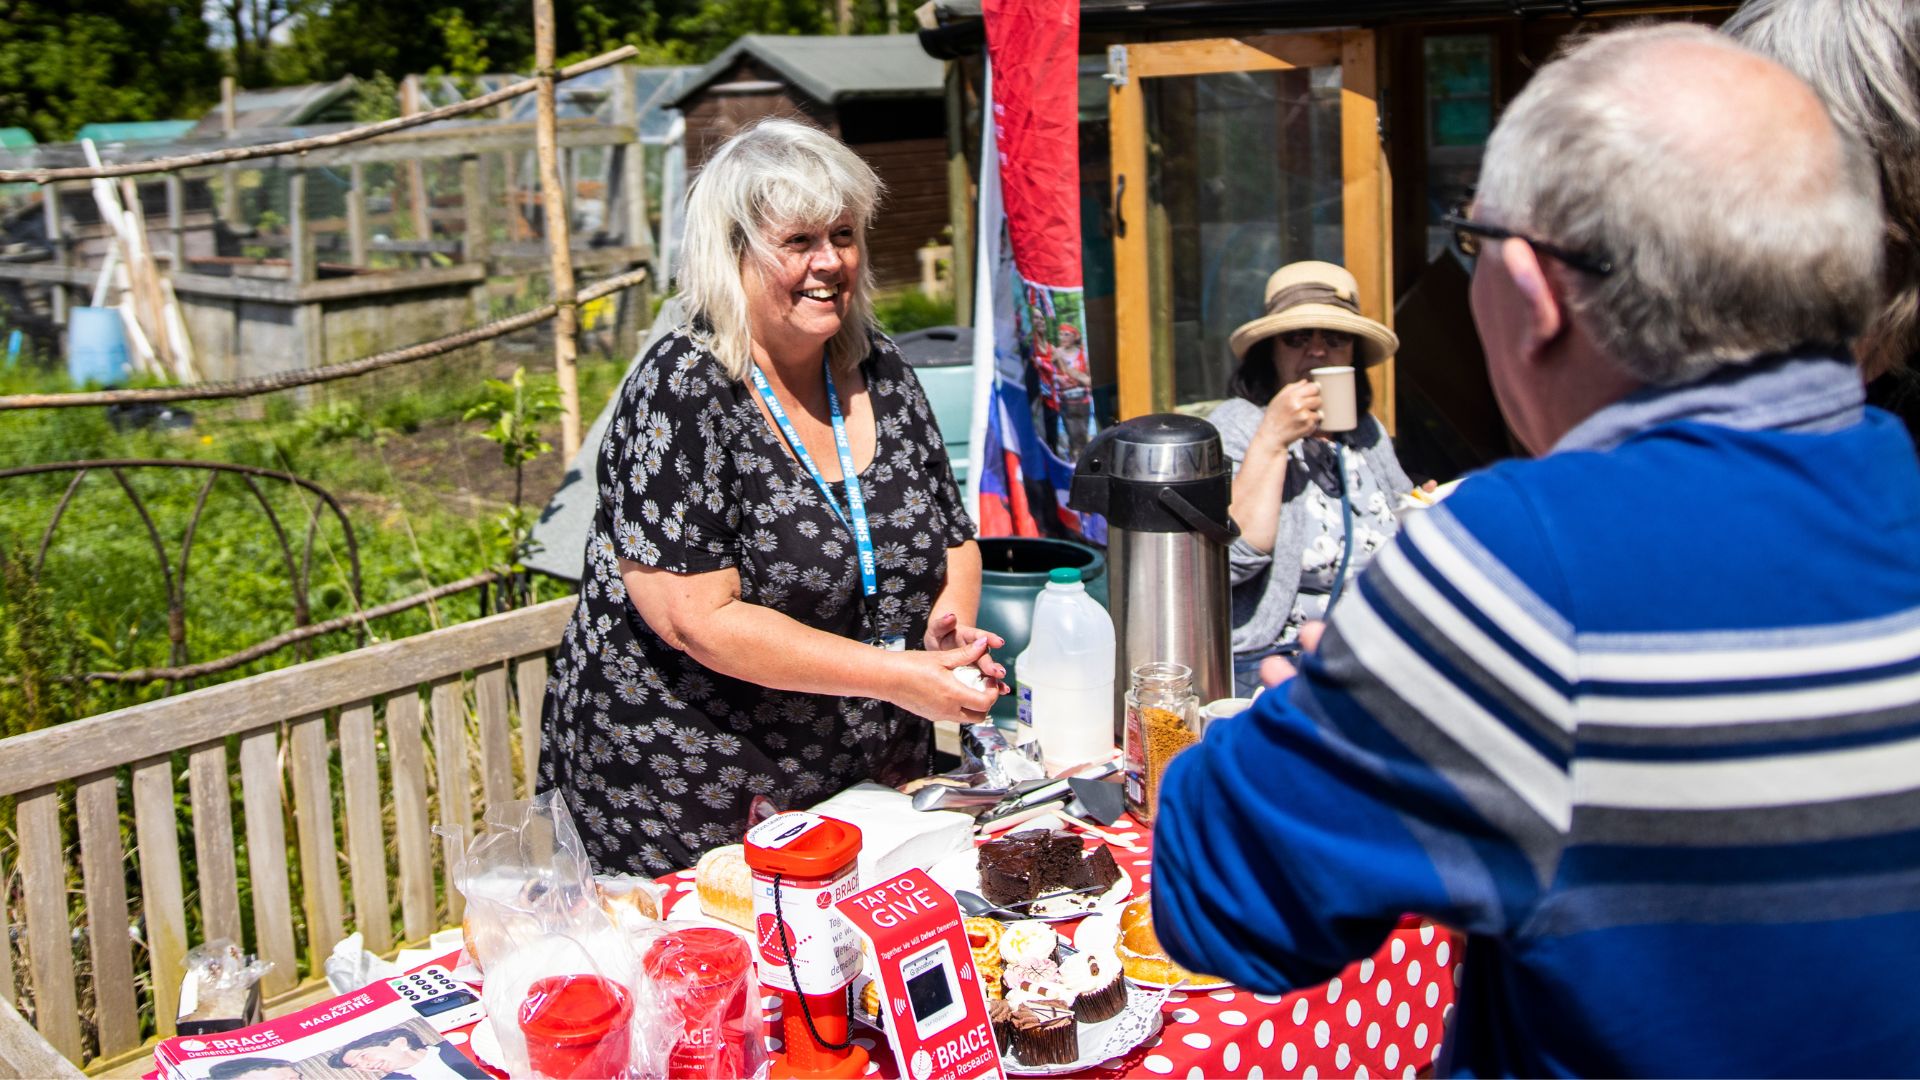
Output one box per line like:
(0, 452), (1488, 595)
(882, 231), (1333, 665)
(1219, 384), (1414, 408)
(695, 844), (755, 929)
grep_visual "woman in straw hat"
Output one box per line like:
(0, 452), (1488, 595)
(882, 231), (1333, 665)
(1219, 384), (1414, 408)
(1208, 261), (1423, 696)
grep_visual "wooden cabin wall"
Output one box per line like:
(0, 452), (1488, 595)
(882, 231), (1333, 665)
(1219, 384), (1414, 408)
(682, 58), (837, 164)
(843, 98), (948, 289)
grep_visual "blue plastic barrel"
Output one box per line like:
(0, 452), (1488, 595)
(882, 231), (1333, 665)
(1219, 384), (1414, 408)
(67, 307), (130, 387)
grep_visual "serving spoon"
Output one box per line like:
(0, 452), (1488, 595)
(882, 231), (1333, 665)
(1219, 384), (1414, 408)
(955, 885), (1107, 921)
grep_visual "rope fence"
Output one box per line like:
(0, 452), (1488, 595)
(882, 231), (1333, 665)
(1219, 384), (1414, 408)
(0, 46), (639, 185)
(84, 569), (505, 683)
(0, 265), (647, 409)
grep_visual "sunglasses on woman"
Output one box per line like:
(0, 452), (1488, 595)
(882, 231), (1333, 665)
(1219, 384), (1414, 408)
(1277, 328), (1356, 350)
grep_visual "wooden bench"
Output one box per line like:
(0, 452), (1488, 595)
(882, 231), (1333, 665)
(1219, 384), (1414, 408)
(0, 597), (575, 1075)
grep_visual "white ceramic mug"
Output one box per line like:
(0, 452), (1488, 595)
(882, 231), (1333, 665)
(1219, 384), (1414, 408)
(1199, 697), (1254, 732)
(1310, 365), (1358, 433)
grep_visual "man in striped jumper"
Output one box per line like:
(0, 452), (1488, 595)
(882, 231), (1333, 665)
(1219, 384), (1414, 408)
(1154, 22), (1920, 1078)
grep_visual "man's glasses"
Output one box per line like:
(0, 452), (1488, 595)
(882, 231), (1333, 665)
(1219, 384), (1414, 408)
(1444, 210), (1615, 277)
(1277, 328), (1356, 350)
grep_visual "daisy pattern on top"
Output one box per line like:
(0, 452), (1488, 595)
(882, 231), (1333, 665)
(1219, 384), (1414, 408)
(541, 328), (974, 874)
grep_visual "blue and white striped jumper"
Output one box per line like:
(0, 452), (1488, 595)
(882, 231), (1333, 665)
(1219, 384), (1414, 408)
(1154, 353), (1920, 1077)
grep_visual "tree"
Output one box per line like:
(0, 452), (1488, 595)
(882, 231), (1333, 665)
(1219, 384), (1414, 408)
(275, 0), (830, 86)
(274, 0), (531, 86)
(216, 0), (309, 87)
(0, 0), (220, 141)
(667, 0), (831, 60)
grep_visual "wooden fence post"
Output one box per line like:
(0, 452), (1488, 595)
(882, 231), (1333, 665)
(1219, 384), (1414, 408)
(165, 174), (186, 270)
(946, 62), (973, 328)
(534, 0), (582, 459)
(220, 77), (239, 228)
(42, 188), (66, 327)
(400, 76), (433, 251)
(347, 163), (369, 267)
(461, 154), (494, 361)
(612, 65), (653, 263)
(288, 168), (313, 286)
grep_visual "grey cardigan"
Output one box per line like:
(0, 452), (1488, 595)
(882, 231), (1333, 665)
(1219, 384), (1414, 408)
(1207, 397), (1415, 657)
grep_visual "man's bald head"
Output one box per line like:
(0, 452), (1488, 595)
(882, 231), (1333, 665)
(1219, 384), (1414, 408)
(1474, 23), (1883, 385)
(1613, 33), (1842, 203)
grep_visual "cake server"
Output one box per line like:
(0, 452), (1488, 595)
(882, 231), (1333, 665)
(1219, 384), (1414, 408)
(977, 762), (1121, 825)
(909, 784), (1009, 812)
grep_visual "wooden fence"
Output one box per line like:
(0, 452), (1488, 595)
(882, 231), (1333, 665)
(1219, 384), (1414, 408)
(0, 596), (576, 1075)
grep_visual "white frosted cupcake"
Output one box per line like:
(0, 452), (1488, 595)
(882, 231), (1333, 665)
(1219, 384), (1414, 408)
(1072, 912), (1122, 959)
(1059, 951), (1126, 1023)
(998, 919), (1061, 965)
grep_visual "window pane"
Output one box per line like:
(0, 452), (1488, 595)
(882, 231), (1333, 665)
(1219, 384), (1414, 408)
(1146, 65), (1344, 407)
(1424, 34), (1494, 263)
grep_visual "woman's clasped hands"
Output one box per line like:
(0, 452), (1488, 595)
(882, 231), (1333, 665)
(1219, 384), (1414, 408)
(883, 612), (1008, 725)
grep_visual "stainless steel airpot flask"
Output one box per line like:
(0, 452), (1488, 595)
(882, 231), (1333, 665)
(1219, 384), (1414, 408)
(1068, 413), (1236, 725)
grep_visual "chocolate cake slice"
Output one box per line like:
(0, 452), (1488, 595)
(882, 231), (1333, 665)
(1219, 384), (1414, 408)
(1034, 831), (1089, 891)
(1081, 842), (1122, 893)
(979, 833), (1047, 906)
(982, 832), (1127, 906)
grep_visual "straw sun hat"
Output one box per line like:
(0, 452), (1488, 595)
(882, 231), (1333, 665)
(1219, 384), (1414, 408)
(1228, 261), (1399, 367)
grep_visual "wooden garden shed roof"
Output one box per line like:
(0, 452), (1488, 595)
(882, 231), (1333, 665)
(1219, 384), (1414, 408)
(671, 34), (945, 109)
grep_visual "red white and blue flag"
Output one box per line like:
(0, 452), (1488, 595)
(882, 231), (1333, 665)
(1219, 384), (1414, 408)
(967, 0), (1101, 542)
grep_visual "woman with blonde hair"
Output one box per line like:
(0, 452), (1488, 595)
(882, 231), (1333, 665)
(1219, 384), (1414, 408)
(541, 119), (1003, 874)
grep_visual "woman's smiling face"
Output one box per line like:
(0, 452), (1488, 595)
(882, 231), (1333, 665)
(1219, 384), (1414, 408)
(746, 212), (859, 360)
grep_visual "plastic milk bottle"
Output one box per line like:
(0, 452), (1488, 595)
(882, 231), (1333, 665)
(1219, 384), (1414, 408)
(1014, 568), (1117, 770)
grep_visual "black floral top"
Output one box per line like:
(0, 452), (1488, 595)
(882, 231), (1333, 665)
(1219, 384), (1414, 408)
(540, 324), (975, 874)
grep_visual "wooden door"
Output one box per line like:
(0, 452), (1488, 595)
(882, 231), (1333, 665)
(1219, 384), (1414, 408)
(1108, 32), (1393, 431)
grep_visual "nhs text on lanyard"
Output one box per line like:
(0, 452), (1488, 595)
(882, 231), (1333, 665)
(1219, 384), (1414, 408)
(748, 359), (892, 646)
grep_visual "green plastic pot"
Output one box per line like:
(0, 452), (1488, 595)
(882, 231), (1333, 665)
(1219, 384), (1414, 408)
(974, 538), (1109, 720)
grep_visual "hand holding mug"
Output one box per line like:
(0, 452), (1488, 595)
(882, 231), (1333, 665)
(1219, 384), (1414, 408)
(1265, 379), (1324, 447)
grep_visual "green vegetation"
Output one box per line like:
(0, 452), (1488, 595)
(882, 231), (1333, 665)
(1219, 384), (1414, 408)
(464, 365), (561, 581)
(0, 0), (220, 142)
(0, 342), (629, 740)
(0, 0), (914, 142)
(872, 288), (958, 335)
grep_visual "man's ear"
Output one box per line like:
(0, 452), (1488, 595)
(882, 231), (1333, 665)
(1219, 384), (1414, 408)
(1499, 236), (1565, 362)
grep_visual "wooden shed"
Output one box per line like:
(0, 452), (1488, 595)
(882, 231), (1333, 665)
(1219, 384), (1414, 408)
(919, 0), (1739, 483)
(671, 34), (949, 288)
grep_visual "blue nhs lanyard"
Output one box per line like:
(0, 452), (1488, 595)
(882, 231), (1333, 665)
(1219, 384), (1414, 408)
(747, 357), (878, 600)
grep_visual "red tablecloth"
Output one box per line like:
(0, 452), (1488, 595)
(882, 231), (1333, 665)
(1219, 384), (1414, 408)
(657, 815), (1459, 1079)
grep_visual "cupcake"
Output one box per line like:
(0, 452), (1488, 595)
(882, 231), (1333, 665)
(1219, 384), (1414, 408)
(1059, 951), (1127, 1023)
(1010, 999), (1078, 1066)
(998, 920), (1060, 965)
(1003, 957), (1071, 1005)
(1073, 912), (1122, 959)
(988, 997), (1015, 1051)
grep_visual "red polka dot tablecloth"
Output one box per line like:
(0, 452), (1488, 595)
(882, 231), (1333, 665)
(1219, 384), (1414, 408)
(658, 816), (1460, 1079)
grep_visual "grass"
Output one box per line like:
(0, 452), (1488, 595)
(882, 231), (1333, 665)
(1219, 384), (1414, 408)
(873, 288), (958, 335)
(0, 339), (631, 738)
(0, 336), (635, 1056)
